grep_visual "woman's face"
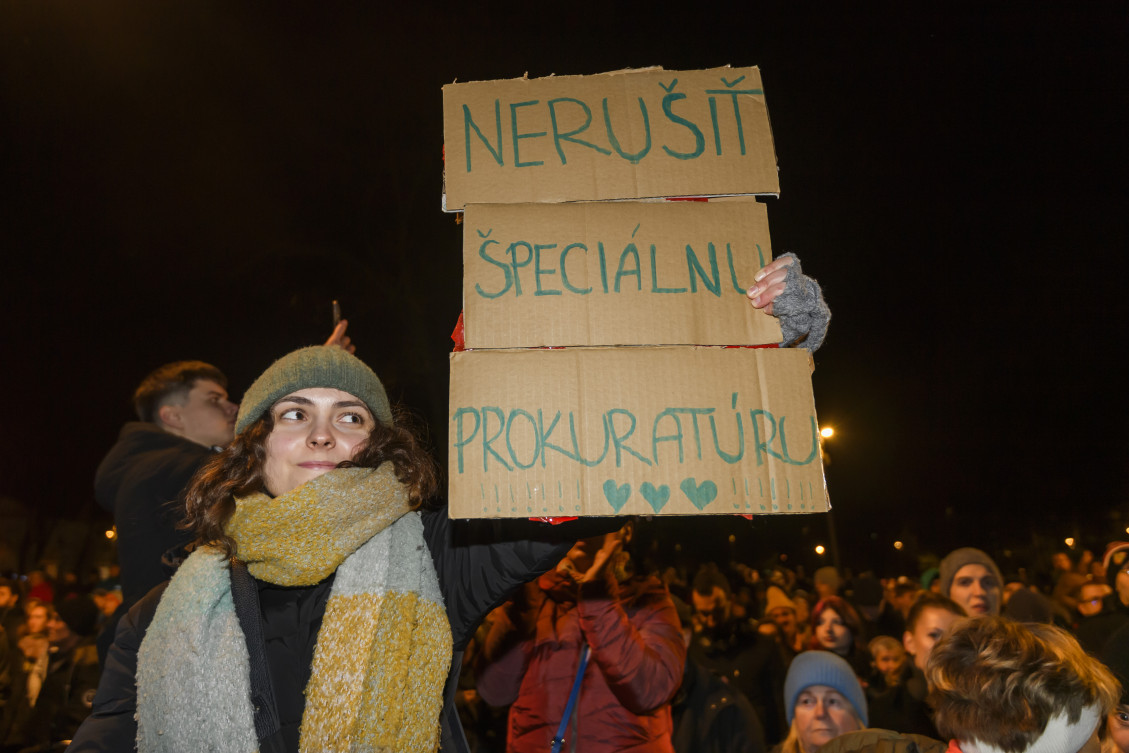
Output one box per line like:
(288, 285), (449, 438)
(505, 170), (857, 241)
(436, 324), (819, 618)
(815, 607), (852, 653)
(26, 605), (48, 634)
(794, 685), (861, 753)
(1109, 705), (1129, 753)
(262, 388), (373, 497)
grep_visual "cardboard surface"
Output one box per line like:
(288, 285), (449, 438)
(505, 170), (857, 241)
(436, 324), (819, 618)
(462, 199), (782, 348)
(443, 66), (778, 210)
(448, 346), (826, 519)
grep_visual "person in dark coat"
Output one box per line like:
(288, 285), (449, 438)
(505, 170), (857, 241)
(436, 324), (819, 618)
(70, 345), (617, 753)
(94, 360), (236, 612)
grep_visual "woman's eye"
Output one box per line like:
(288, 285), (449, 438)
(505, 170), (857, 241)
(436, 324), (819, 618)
(1118, 711), (1129, 724)
(340, 412), (365, 425)
(280, 409), (303, 420)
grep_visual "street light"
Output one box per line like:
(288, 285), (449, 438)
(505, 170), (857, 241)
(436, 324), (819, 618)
(820, 426), (834, 439)
(815, 545), (826, 555)
(894, 541), (904, 550)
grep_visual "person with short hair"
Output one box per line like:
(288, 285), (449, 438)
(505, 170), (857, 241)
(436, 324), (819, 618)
(867, 592), (966, 738)
(690, 565), (789, 741)
(938, 548), (1003, 616)
(928, 616), (1118, 753)
(777, 651), (867, 753)
(866, 636), (906, 690)
(96, 360), (238, 613)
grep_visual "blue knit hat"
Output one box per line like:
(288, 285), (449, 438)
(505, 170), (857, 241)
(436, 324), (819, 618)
(235, 346), (393, 435)
(784, 651), (868, 726)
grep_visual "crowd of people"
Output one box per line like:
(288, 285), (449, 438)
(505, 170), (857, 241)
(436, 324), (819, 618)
(0, 255), (1123, 753)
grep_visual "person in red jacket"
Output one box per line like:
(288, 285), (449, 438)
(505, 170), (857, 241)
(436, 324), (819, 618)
(477, 520), (686, 753)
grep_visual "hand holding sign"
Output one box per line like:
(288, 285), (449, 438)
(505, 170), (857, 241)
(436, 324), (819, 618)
(746, 255), (795, 316)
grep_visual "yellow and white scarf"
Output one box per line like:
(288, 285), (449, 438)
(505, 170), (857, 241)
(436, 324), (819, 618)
(135, 466), (452, 753)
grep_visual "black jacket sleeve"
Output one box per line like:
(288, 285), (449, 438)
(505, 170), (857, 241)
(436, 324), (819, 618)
(422, 506), (620, 650)
(67, 584), (166, 753)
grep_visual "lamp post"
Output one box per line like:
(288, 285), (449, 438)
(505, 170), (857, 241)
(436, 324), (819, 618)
(820, 426), (842, 572)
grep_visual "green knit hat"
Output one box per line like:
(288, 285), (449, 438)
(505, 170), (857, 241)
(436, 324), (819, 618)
(235, 346), (393, 435)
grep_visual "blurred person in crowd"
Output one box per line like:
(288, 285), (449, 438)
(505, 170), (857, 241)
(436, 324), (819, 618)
(1103, 544), (1129, 617)
(938, 548), (1002, 616)
(810, 597), (869, 679)
(928, 616), (1116, 753)
(762, 586), (804, 664)
(0, 578), (22, 652)
(865, 636), (906, 692)
(1002, 586), (1057, 625)
(776, 651), (867, 753)
(852, 574), (903, 640)
(814, 568), (841, 601)
(868, 592), (966, 738)
(1053, 548), (1089, 617)
(1077, 581), (1129, 655)
(889, 582), (920, 622)
(668, 597), (766, 753)
(25, 572), (53, 606)
(690, 567), (788, 742)
(920, 569), (941, 594)
(4, 596), (101, 751)
(477, 521), (685, 753)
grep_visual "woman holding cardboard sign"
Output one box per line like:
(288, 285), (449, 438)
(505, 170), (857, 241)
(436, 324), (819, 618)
(747, 253), (831, 351)
(70, 345), (619, 753)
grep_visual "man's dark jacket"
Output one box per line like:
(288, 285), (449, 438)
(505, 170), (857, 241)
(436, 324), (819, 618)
(68, 506), (616, 753)
(95, 422), (212, 608)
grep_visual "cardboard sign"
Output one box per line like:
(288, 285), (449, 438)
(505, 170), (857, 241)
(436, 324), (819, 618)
(443, 66), (778, 210)
(448, 346), (826, 519)
(462, 199), (783, 348)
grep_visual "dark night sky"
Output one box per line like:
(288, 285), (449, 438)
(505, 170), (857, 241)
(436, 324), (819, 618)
(2, 2), (1127, 574)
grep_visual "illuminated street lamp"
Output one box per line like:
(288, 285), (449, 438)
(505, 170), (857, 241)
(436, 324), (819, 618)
(894, 541), (904, 550)
(815, 545), (826, 555)
(820, 426), (834, 439)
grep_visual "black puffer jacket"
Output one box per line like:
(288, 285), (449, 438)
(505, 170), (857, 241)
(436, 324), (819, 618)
(68, 506), (616, 753)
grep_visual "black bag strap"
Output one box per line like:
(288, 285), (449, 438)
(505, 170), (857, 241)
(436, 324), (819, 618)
(230, 558), (281, 741)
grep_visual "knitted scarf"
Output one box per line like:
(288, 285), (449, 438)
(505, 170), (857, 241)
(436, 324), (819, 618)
(135, 466), (452, 753)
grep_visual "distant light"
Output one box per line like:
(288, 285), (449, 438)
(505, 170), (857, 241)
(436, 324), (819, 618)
(820, 427), (834, 439)
(815, 545), (826, 555)
(104, 529), (115, 540)
(1065, 537), (1075, 548)
(674, 543), (682, 552)
(893, 541), (904, 550)
(728, 534), (736, 544)
(1125, 527), (1129, 535)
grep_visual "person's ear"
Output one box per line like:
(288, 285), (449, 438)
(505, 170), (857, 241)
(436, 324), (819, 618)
(158, 404), (184, 431)
(903, 630), (916, 656)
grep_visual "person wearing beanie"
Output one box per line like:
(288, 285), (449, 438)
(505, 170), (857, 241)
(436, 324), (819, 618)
(71, 345), (619, 753)
(928, 616), (1117, 753)
(764, 585), (805, 663)
(814, 567), (842, 600)
(777, 651), (868, 753)
(938, 548), (1003, 616)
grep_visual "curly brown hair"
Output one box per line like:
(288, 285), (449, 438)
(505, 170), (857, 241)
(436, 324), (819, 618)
(182, 404), (439, 558)
(928, 615), (1118, 752)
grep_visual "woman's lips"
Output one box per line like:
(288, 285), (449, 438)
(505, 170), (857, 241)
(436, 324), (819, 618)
(299, 461), (338, 469)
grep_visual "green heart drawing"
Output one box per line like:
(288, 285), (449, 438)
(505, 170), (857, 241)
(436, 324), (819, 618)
(602, 480), (631, 512)
(680, 478), (717, 510)
(640, 482), (670, 513)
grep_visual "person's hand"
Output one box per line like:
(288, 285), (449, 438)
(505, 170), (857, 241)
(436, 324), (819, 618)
(578, 533), (626, 584)
(746, 255), (795, 316)
(325, 320), (355, 354)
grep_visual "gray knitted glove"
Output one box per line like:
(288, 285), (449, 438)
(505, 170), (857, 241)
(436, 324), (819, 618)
(770, 252), (830, 352)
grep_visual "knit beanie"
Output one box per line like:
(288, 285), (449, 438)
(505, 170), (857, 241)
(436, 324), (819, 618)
(765, 585), (796, 616)
(814, 566), (841, 593)
(920, 567), (940, 590)
(938, 548), (1003, 598)
(235, 346), (393, 435)
(56, 595), (100, 638)
(1104, 542), (1129, 591)
(784, 650), (868, 726)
